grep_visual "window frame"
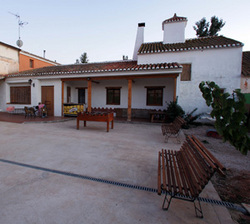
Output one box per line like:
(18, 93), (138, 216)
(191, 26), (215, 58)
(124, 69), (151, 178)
(29, 59), (34, 68)
(106, 87), (121, 105)
(145, 86), (164, 106)
(10, 86), (31, 104)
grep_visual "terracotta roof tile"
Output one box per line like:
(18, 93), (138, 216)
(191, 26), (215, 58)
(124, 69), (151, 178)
(7, 60), (182, 78)
(162, 13), (187, 24)
(242, 51), (250, 76)
(138, 36), (243, 54)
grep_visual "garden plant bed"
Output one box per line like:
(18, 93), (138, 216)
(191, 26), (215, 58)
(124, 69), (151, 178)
(183, 124), (250, 224)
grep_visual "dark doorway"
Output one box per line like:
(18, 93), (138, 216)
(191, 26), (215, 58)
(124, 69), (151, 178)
(78, 89), (85, 104)
(67, 86), (71, 103)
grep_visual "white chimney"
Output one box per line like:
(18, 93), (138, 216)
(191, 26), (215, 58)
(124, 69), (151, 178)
(133, 23), (145, 60)
(162, 13), (187, 44)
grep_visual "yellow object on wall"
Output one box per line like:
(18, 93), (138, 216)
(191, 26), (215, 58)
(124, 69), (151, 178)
(63, 104), (84, 116)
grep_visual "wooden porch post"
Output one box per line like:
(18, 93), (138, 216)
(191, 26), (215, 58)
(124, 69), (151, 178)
(127, 79), (132, 121)
(61, 80), (64, 116)
(88, 79), (92, 112)
(173, 77), (177, 101)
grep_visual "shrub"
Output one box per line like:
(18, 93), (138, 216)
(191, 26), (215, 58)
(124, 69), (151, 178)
(199, 81), (250, 155)
(166, 99), (185, 122)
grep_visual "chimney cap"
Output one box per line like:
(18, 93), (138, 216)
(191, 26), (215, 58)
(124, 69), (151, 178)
(162, 14), (187, 30)
(138, 23), (145, 27)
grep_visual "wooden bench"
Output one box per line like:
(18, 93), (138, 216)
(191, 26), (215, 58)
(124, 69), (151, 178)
(161, 116), (186, 143)
(158, 135), (225, 218)
(77, 112), (114, 132)
(149, 110), (166, 123)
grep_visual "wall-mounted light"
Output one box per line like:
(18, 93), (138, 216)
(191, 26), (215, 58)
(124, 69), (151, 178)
(33, 83), (35, 87)
(28, 79), (32, 85)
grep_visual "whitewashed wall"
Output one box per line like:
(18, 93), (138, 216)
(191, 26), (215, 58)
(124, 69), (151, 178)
(4, 77), (62, 116)
(0, 44), (19, 75)
(65, 77), (174, 110)
(138, 47), (242, 113)
(0, 80), (5, 111)
(163, 21), (186, 44)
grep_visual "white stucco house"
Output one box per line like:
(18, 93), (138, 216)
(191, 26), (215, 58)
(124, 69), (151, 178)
(0, 14), (244, 121)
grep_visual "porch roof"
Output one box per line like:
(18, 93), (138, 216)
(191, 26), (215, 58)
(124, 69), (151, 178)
(242, 51), (250, 76)
(138, 36), (243, 54)
(7, 60), (181, 78)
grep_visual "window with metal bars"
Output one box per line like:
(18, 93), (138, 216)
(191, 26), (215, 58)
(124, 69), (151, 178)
(10, 86), (31, 104)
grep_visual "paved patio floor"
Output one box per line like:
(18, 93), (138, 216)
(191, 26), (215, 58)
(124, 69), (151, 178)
(0, 120), (234, 224)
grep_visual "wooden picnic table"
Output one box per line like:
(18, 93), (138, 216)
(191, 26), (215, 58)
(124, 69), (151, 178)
(77, 112), (114, 132)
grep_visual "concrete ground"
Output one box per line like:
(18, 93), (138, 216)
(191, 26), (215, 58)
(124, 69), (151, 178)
(0, 120), (234, 224)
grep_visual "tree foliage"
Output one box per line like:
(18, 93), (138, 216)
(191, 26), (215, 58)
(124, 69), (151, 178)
(79, 52), (89, 63)
(199, 81), (249, 155)
(194, 16), (225, 37)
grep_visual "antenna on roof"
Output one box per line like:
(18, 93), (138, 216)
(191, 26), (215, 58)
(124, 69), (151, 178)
(9, 12), (28, 48)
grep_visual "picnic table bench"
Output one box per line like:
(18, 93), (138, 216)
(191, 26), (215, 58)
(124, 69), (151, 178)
(149, 110), (166, 123)
(158, 135), (225, 218)
(77, 112), (114, 132)
(161, 116), (186, 143)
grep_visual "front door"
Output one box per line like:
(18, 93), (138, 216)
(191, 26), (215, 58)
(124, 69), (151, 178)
(42, 86), (54, 116)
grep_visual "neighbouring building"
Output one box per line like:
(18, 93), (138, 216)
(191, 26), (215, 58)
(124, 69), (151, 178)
(0, 41), (60, 111)
(0, 42), (19, 75)
(1, 14), (244, 120)
(0, 41), (60, 75)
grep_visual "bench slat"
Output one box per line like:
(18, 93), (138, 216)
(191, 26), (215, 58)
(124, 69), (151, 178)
(172, 151), (183, 194)
(184, 143), (211, 187)
(158, 151), (162, 195)
(168, 150), (177, 194)
(164, 150), (172, 193)
(181, 145), (205, 195)
(176, 152), (191, 196)
(178, 150), (199, 197)
(191, 135), (225, 175)
(161, 150), (167, 191)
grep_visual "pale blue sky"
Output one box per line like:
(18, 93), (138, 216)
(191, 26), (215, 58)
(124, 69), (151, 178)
(1, 0), (249, 64)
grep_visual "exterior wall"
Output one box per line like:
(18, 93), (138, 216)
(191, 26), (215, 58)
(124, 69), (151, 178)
(163, 21), (186, 44)
(3, 73), (176, 117)
(19, 53), (58, 72)
(0, 80), (5, 111)
(241, 76), (250, 93)
(138, 47), (242, 113)
(4, 77), (62, 116)
(5, 79), (33, 110)
(0, 44), (19, 75)
(64, 78), (174, 110)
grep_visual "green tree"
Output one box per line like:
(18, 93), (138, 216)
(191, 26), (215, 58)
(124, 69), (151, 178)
(194, 16), (225, 37)
(199, 81), (250, 155)
(79, 52), (89, 63)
